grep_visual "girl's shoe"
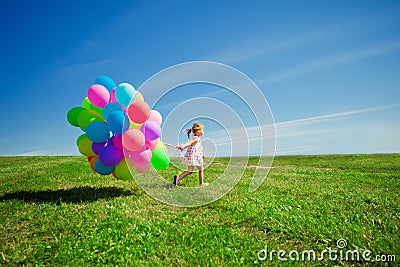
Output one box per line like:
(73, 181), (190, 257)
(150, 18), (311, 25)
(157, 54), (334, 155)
(173, 175), (179, 186)
(200, 182), (209, 186)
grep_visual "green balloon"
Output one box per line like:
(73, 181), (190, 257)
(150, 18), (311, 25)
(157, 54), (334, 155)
(76, 134), (86, 146)
(150, 143), (170, 170)
(91, 105), (103, 116)
(67, 107), (85, 127)
(82, 97), (92, 109)
(77, 135), (95, 156)
(115, 158), (135, 180)
(77, 110), (104, 131)
(82, 97), (103, 115)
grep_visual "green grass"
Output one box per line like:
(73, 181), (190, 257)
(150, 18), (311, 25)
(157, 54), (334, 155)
(1, 154), (399, 266)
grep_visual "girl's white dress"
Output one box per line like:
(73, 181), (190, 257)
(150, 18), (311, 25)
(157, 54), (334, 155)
(182, 136), (203, 166)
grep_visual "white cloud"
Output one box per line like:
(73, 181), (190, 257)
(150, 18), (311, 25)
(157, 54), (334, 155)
(17, 150), (48, 156)
(59, 59), (111, 73)
(259, 41), (400, 84)
(275, 146), (312, 155)
(155, 89), (226, 111)
(206, 103), (400, 156)
(276, 103), (400, 128)
(208, 19), (365, 64)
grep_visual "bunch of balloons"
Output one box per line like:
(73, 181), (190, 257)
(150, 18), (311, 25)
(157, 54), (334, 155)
(67, 76), (170, 179)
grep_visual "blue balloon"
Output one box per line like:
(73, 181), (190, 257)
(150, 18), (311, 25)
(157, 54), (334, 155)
(106, 110), (130, 134)
(94, 76), (116, 92)
(95, 159), (115, 175)
(86, 122), (111, 143)
(102, 103), (123, 120)
(115, 83), (136, 107)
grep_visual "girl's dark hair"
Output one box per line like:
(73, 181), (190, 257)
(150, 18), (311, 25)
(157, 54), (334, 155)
(185, 122), (204, 139)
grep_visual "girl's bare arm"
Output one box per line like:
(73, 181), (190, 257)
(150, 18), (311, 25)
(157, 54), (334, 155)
(179, 138), (198, 150)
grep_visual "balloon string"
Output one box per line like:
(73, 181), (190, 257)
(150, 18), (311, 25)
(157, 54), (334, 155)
(162, 142), (184, 158)
(162, 142), (176, 148)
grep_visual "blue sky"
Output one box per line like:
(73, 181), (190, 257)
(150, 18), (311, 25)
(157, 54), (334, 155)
(0, 0), (399, 156)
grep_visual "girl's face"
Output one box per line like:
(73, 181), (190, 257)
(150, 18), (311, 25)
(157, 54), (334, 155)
(195, 128), (204, 137)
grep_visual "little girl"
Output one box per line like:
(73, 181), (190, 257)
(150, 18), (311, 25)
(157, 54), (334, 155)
(173, 122), (208, 186)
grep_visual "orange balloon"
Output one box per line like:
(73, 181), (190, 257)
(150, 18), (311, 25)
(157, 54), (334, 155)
(90, 156), (98, 172)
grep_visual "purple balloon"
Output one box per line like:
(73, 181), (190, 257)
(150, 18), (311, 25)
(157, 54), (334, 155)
(140, 120), (161, 141)
(92, 142), (107, 155)
(99, 145), (123, 166)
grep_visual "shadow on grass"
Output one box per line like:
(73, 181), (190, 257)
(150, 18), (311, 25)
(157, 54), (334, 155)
(0, 186), (138, 204)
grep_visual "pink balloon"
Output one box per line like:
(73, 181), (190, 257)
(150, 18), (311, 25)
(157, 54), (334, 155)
(123, 129), (145, 151)
(129, 147), (152, 166)
(127, 101), (150, 124)
(145, 139), (158, 150)
(88, 84), (110, 108)
(110, 88), (117, 103)
(113, 134), (123, 150)
(136, 163), (151, 173)
(148, 110), (162, 125)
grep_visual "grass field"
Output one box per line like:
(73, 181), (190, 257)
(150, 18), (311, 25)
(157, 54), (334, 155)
(1, 154), (399, 266)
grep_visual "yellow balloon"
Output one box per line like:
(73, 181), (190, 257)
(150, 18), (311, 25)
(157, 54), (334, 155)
(129, 120), (142, 130)
(155, 139), (164, 149)
(135, 91), (144, 102)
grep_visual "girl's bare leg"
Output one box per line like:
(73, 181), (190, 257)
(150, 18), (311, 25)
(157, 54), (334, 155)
(179, 170), (192, 179)
(198, 170), (204, 184)
(175, 166), (194, 185)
